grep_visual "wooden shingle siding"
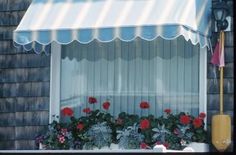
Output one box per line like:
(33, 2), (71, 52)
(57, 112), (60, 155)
(15, 126), (48, 140)
(0, 82), (49, 97)
(0, 54), (50, 69)
(208, 63), (234, 78)
(0, 68), (50, 83)
(0, 41), (30, 54)
(0, 140), (15, 150)
(15, 111), (49, 126)
(15, 140), (36, 150)
(0, 98), (15, 112)
(0, 0), (31, 12)
(0, 127), (15, 140)
(0, 26), (16, 40)
(0, 113), (15, 126)
(207, 79), (234, 94)
(15, 97), (49, 112)
(0, 11), (26, 26)
(208, 94), (234, 111)
(0, 0), (49, 150)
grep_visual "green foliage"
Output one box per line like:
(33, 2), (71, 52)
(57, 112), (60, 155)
(36, 109), (208, 150)
(116, 123), (144, 149)
(84, 122), (112, 149)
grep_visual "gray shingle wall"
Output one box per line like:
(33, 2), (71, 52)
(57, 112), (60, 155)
(0, 0), (50, 150)
(0, 0), (234, 151)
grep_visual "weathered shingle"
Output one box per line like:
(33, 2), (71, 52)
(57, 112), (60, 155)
(15, 140), (36, 150)
(0, 98), (16, 113)
(0, 140), (15, 150)
(15, 97), (49, 112)
(0, 127), (15, 140)
(15, 126), (48, 140)
(15, 111), (49, 126)
(0, 0), (32, 12)
(0, 54), (50, 69)
(0, 112), (15, 127)
(0, 11), (26, 26)
(0, 67), (50, 83)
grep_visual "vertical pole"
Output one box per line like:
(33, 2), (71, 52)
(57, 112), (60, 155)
(219, 31), (224, 114)
(219, 67), (223, 114)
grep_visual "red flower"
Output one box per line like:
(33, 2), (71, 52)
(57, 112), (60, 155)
(199, 112), (206, 119)
(140, 142), (148, 149)
(61, 107), (74, 117)
(180, 115), (191, 125)
(140, 101), (150, 109)
(102, 101), (110, 110)
(193, 117), (203, 128)
(77, 122), (84, 131)
(88, 97), (97, 104)
(164, 109), (171, 114)
(83, 108), (91, 114)
(140, 119), (150, 130)
(163, 142), (169, 148)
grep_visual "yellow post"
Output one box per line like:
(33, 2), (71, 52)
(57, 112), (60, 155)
(211, 31), (231, 152)
(219, 31), (224, 114)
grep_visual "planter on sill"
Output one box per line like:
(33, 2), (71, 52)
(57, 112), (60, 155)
(39, 142), (209, 152)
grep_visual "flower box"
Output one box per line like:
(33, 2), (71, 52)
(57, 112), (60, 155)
(36, 97), (208, 151)
(39, 142), (209, 152)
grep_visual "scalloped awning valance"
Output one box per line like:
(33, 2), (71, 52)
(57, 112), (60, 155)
(13, 0), (211, 54)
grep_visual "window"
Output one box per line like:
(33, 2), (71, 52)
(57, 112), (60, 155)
(50, 36), (207, 123)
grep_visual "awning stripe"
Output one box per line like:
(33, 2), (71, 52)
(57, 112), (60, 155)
(13, 0), (212, 53)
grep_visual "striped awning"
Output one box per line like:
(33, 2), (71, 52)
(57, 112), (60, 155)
(13, 0), (212, 54)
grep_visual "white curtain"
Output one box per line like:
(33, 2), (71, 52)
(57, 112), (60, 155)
(60, 36), (200, 117)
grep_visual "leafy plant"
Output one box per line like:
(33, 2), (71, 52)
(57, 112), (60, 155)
(83, 122), (112, 149)
(116, 123), (144, 149)
(152, 124), (171, 143)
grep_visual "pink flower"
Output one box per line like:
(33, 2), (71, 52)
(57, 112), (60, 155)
(58, 135), (65, 144)
(61, 128), (67, 135)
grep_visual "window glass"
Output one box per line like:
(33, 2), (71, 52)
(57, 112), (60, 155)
(60, 36), (199, 120)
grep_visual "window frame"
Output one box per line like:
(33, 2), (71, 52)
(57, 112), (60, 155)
(49, 41), (207, 126)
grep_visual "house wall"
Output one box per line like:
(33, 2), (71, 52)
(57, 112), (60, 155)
(0, 0), (234, 151)
(0, 0), (50, 149)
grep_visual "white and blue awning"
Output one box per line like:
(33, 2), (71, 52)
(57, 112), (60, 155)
(13, 0), (212, 54)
